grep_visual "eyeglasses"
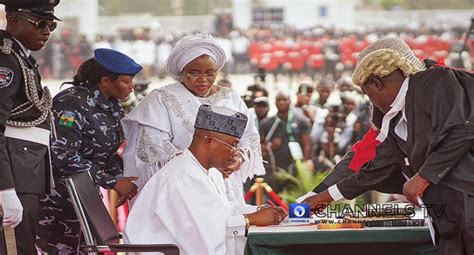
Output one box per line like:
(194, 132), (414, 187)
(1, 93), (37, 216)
(16, 15), (57, 32)
(186, 72), (217, 82)
(198, 135), (238, 151)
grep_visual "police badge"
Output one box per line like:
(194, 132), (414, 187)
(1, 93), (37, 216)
(0, 67), (14, 88)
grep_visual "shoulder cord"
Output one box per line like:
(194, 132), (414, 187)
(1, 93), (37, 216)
(7, 50), (52, 128)
(0, 38), (55, 139)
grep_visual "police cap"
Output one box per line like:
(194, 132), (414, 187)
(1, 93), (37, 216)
(1, 0), (61, 21)
(94, 48), (143, 76)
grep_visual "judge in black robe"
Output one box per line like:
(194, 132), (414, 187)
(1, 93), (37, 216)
(304, 37), (474, 255)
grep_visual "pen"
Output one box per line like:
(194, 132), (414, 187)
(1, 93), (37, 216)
(267, 199), (276, 207)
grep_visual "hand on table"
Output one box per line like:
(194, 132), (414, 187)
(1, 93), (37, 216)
(302, 190), (333, 214)
(246, 207), (287, 226)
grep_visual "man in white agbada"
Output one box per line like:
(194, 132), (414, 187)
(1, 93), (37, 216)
(123, 105), (286, 255)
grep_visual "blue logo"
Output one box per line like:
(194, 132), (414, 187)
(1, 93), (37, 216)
(289, 203), (310, 224)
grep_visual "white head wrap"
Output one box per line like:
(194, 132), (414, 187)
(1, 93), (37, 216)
(166, 34), (227, 80)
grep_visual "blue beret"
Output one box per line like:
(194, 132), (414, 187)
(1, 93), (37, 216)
(194, 104), (248, 138)
(94, 48), (142, 76)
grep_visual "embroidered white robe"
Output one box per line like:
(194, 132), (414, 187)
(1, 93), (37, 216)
(124, 149), (252, 255)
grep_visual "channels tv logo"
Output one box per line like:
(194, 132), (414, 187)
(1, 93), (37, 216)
(289, 203), (310, 224)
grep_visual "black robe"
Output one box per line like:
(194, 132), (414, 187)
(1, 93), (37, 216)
(405, 66), (474, 195)
(313, 66), (474, 253)
(316, 66), (474, 198)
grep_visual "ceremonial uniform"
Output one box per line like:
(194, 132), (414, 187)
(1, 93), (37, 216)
(0, 0), (60, 253)
(0, 28), (53, 255)
(36, 48), (142, 254)
(36, 83), (125, 254)
(0, 30), (52, 201)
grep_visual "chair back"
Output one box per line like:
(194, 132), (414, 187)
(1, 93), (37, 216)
(66, 171), (121, 246)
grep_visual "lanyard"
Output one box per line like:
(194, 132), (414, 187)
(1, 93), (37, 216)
(278, 111), (296, 142)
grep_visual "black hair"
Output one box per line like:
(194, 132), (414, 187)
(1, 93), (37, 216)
(247, 85), (269, 97)
(61, 58), (120, 87)
(423, 59), (437, 69)
(298, 83), (314, 94)
(317, 79), (334, 89)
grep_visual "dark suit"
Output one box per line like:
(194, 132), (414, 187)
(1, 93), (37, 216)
(313, 66), (474, 254)
(402, 66), (474, 254)
(0, 30), (51, 255)
(313, 140), (405, 198)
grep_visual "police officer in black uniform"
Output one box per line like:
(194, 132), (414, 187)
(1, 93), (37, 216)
(0, 0), (60, 254)
(36, 48), (142, 254)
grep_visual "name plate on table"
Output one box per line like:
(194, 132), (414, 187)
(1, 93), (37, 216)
(289, 203), (311, 224)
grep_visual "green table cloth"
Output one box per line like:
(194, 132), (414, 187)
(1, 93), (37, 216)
(245, 225), (438, 255)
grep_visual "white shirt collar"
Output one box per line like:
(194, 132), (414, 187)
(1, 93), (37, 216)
(13, 38), (31, 57)
(390, 77), (409, 115)
(376, 77), (410, 142)
(184, 148), (209, 175)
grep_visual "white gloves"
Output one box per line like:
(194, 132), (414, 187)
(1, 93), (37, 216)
(0, 189), (23, 228)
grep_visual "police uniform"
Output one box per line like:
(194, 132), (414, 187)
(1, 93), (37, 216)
(36, 49), (142, 254)
(0, 0), (60, 254)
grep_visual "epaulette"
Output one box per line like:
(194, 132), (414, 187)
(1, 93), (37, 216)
(0, 38), (13, 55)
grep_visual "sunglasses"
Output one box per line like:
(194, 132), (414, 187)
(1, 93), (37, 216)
(16, 15), (57, 32)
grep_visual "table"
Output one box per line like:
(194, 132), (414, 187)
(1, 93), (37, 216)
(244, 225), (438, 255)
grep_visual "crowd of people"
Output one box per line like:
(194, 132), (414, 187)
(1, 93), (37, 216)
(33, 23), (473, 81)
(238, 78), (371, 193)
(1, 0), (473, 254)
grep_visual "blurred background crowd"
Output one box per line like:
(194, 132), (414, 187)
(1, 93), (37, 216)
(34, 24), (472, 81)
